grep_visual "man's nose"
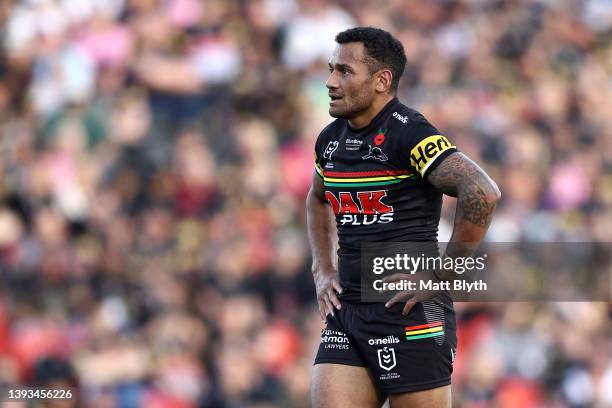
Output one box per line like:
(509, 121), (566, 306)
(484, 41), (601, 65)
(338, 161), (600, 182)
(326, 72), (338, 90)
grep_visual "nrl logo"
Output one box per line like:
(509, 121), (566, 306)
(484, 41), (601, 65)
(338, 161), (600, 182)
(377, 347), (397, 371)
(323, 141), (339, 159)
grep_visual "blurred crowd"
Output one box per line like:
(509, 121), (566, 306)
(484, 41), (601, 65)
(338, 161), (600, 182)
(0, 0), (610, 407)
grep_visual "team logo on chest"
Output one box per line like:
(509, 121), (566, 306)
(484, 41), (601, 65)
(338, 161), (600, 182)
(362, 129), (389, 162)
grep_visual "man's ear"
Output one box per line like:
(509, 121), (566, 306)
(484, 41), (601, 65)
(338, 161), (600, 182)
(375, 69), (393, 93)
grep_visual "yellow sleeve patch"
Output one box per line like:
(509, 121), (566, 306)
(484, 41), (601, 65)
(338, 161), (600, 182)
(409, 135), (456, 176)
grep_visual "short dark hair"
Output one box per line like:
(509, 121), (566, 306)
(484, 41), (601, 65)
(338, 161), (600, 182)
(335, 26), (407, 93)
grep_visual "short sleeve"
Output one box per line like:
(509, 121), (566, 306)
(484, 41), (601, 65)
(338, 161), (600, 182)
(314, 150), (324, 178)
(313, 122), (339, 179)
(313, 131), (326, 178)
(403, 123), (457, 178)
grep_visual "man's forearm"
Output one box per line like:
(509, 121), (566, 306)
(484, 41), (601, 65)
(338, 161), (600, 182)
(306, 189), (337, 274)
(445, 169), (500, 259)
(427, 152), (501, 280)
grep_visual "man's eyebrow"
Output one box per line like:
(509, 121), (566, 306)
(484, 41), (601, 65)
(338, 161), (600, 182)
(328, 62), (355, 72)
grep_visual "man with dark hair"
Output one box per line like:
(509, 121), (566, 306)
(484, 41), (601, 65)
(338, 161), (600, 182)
(335, 27), (406, 93)
(306, 27), (501, 407)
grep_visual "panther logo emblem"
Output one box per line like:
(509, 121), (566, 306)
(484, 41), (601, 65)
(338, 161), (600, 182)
(362, 145), (388, 162)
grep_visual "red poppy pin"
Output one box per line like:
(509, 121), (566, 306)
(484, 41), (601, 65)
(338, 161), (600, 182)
(374, 129), (387, 146)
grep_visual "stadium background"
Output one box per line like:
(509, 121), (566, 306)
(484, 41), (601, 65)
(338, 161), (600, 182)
(0, 0), (610, 407)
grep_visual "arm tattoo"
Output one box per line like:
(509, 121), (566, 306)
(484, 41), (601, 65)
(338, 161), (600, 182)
(427, 152), (500, 228)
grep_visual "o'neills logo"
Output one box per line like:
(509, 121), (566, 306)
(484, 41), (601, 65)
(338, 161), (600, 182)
(410, 135), (455, 176)
(392, 111), (408, 124)
(368, 336), (400, 346)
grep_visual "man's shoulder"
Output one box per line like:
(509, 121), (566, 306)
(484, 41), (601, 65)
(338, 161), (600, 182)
(318, 118), (345, 139)
(387, 102), (432, 129)
(314, 119), (345, 158)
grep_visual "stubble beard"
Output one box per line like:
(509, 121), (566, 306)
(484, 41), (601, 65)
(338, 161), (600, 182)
(329, 93), (372, 120)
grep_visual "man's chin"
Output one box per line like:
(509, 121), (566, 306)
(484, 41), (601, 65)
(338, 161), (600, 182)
(329, 107), (348, 118)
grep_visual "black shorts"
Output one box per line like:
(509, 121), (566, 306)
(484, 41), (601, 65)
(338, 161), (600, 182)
(314, 299), (457, 395)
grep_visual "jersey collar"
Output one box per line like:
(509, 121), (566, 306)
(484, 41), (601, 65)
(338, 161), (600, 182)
(346, 97), (399, 135)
